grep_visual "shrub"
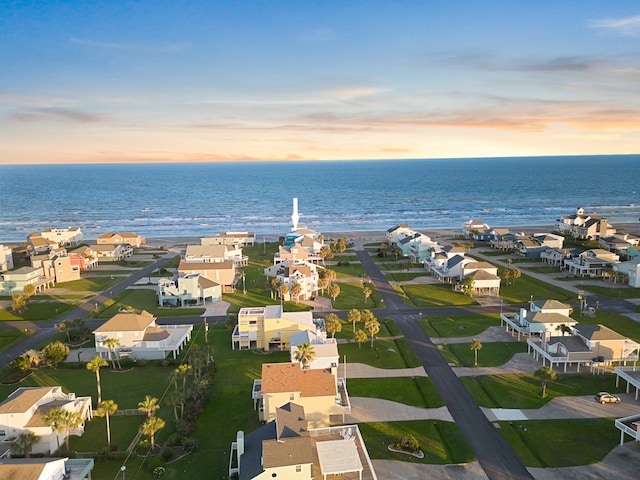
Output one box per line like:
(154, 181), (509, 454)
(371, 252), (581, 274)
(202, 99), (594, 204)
(146, 458), (165, 472)
(161, 447), (174, 462)
(393, 435), (420, 453)
(181, 436), (198, 452)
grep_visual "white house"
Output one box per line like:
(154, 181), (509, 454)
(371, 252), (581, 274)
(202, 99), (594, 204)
(459, 261), (501, 296)
(501, 299), (577, 341)
(425, 246), (470, 282)
(40, 227), (83, 247)
(0, 245), (14, 271)
(184, 244), (248, 268)
(563, 249), (620, 276)
(0, 387), (92, 455)
(613, 257), (640, 287)
(264, 259), (320, 301)
(93, 310), (193, 360)
(157, 274), (222, 306)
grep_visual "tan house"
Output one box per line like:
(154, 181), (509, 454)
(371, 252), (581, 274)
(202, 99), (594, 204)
(92, 243), (133, 261)
(178, 260), (237, 293)
(459, 261), (501, 296)
(231, 306), (321, 351)
(563, 249), (620, 276)
(97, 232), (146, 248)
(40, 227), (83, 247)
(255, 362), (349, 428)
(528, 324), (640, 372)
(555, 207), (616, 240)
(0, 458), (94, 480)
(93, 310), (193, 360)
(27, 233), (59, 254)
(230, 402), (377, 480)
(184, 244), (247, 267)
(31, 250), (81, 284)
(0, 387), (92, 455)
(201, 231), (256, 247)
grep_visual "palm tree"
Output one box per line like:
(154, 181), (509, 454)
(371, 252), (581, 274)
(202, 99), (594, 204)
(362, 286), (372, 305)
(140, 416), (166, 450)
(25, 349), (41, 368)
(61, 410), (82, 450)
(328, 283), (340, 305)
(11, 431), (40, 458)
(511, 268), (521, 285)
(102, 338), (121, 369)
(470, 338), (483, 366)
(174, 364), (192, 392)
(354, 329), (368, 349)
(166, 389), (186, 421)
(364, 316), (380, 349)
(138, 395), (160, 418)
(59, 320), (73, 342)
(86, 355), (108, 404)
(348, 308), (361, 333)
(324, 313), (342, 338)
(293, 341), (316, 369)
(279, 284), (289, 306)
(95, 400), (118, 447)
(291, 282), (302, 303)
(534, 366), (557, 398)
(43, 407), (64, 453)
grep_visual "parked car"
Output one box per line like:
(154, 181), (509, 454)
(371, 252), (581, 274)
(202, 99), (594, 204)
(594, 392), (620, 404)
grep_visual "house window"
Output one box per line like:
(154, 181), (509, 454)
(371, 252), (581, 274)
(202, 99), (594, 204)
(290, 393), (295, 401)
(296, 465), (301, 473)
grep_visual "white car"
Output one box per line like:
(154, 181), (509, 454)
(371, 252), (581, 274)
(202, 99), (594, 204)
(594, 392), (621, 404)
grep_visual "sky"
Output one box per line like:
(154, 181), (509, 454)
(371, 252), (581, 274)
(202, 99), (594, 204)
(1, 0), (640, 165)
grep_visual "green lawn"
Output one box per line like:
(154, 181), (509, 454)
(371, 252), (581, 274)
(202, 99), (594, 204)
(98, 288), (206, 318)
(398, 284), (478, 308)
(436, 342), (528, 367)
(347, 376), (444, 408)
(0, 301), (78, 321)
(497, 418), (621, 467)
(338, 338), (422, 368)
(325, 281), (383, 310)
(420, 313), (500, 338)
(581, 284), (640, 299)
(330, 262), (367, 278)
(384, 272), (431, 282)
(0, 329), (28, 352)
(460, 373), (624, 409)
(57, 277), (121, 292)
(358, 420), (475, 464)
(499, 271), (575, 304)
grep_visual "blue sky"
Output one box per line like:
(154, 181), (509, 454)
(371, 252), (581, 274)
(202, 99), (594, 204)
(1, 1), (639, 164)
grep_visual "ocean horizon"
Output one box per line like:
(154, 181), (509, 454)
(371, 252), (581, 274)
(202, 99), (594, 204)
(1, 154), (639, 243)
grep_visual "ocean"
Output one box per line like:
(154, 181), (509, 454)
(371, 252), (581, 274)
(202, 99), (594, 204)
(1, 155), (639, 243)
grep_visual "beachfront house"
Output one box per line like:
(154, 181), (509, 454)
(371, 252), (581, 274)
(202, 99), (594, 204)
(157, 274), (222, 306)
(425, 245), (470, 282)
(232, 306), (322, 351)
(0, 386), (92, 455)
(562, 249), (620, 277)
(183, 244), (248, 268)
(254, 362), (349, 427)
(555, 207), (616, 240)
(274, 244), (323, 265)
(178, 260), (237, 293)
(0, 458), (95, 480)
(462, 220), (491, 239)
(386, 224), (413, 245)
(27, 233), (59, 255)
(97, 232), (146, 248)
(201, 231), (256, 248)
(0, 245), (14, 271)
(229, 403), (376, 480)
(397, 232), (436, 258)
(93, 310), (193, 360)
(40, 227), (83, 247)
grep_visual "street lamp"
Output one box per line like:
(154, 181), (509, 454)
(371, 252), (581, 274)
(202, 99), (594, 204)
(578, 291), (584, 316)
(242, 271), (246, 294)
(121, 466), (126, 480)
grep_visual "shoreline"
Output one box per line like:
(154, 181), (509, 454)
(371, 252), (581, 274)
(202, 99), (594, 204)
(3, 223), (638, 249)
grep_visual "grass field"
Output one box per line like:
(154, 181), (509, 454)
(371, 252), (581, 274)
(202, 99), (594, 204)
(347, 376), (444, 408)
(420, 312), (500, 338)
(436, 342), (528, 367)
(399, 283), (479, 308)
